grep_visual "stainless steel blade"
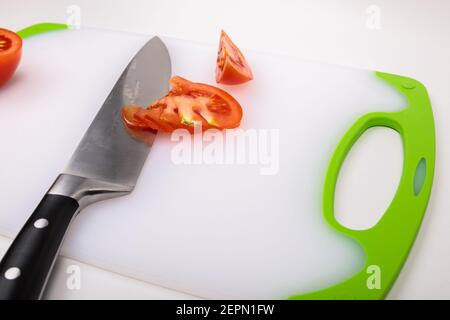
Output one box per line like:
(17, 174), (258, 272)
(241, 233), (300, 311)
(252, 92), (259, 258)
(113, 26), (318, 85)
(64, 36), (171, 188)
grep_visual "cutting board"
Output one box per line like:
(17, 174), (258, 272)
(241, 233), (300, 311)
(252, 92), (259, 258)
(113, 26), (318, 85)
(0, 25), (434, 299)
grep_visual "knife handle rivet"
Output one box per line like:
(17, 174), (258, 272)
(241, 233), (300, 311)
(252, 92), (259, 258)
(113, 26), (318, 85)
(4, 267), (21, 280)
(33, 218), (49, 229)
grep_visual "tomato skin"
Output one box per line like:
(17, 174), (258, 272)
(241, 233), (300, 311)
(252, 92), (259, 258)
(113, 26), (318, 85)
(122, 76), (243, 133)
(215, 30), (253, 85)
(0, 28), (22, 87)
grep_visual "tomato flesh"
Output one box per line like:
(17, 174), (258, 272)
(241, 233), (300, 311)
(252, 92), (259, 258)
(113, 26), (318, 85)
(122, 76), (243, 133)
(215, 30), (253, 85)
(0, 28), (22, 87)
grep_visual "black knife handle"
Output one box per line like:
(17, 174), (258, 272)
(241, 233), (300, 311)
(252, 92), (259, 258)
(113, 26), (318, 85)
(0, 194), (79, 300)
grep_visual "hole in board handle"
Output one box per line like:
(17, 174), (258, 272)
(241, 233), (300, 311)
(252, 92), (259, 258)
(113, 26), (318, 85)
(413, 158), (426, 196)
(334, 127), (403, 230)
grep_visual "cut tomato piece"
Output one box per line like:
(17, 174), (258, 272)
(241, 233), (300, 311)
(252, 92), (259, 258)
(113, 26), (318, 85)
(122, 106), (160, 143)
(136, 108), (175, 132)
(122, 106), (153, 129)
(122, 76), (243, 133)
(0, 28), (22, 87)
(215, 30), (253, 85)
(167, 76), (242, 129)
(124, 125), (157, 145)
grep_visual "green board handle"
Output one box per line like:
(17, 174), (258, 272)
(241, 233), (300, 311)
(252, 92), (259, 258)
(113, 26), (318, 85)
(290, 72), (435, 299)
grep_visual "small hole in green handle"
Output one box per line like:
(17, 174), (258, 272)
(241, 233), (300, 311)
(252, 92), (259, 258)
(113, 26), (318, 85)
(413, 158), (426, 196)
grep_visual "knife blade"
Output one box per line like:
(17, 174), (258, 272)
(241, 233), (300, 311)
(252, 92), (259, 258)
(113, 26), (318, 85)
(0, 36), (171, 300)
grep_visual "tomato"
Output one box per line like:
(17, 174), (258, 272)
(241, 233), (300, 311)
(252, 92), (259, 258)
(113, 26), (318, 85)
(122, 76), (243, 133)
(122, 106), (154, 129)
(124, 124), (157, 145)
(215, 30), (253, 85)
(0, 28), (22, 87)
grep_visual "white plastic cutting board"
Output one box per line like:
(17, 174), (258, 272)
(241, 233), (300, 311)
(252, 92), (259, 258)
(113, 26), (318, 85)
(0, 28), (406, 299)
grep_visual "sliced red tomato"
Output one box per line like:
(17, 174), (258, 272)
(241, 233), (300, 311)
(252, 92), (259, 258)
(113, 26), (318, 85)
(123, 123), (158, 145)
(0, 28), (22, 87)
(122, 106), (151, 129)
(215, 30), (253, 85)
(122, 76), (243, 133)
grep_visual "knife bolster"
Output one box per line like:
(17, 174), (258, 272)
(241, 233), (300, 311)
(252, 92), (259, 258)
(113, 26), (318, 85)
(48, 174), (133, 210)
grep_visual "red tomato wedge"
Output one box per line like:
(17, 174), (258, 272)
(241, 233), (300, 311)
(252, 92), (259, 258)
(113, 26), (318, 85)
(0, 28), (22, 87)
(215, 30), (253, 85)
(122, 76), (243, 133)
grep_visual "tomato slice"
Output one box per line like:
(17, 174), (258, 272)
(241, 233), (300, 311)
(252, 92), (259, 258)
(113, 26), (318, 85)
(0, 28), (22, 87)
(124, 125), (157, 144)
(122, 76), (243, 133)
(215, 30), (253, 85)
(122, 106), (153, 129)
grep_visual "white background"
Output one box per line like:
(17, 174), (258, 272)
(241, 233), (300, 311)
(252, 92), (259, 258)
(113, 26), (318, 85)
(0, 0), (449, 299)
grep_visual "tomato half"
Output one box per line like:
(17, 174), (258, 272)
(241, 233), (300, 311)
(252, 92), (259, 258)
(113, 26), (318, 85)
(122, 76), (243, 133)
(0, 28), (22, 87)
(215, 30), (253, 85)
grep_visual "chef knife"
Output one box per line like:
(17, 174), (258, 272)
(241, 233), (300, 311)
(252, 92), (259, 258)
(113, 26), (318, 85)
(0, 36), (171, 300)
